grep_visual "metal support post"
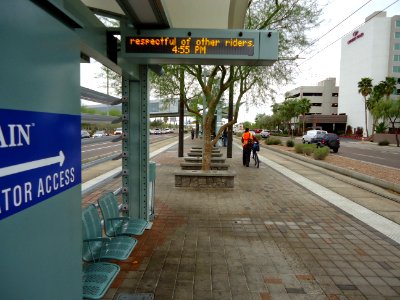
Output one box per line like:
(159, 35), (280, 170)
(122, 65), (149, 220)
(178, 67), (184, 157)
(227, 80), (234, 158)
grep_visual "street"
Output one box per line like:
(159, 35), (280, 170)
(338, 139), (400, 169)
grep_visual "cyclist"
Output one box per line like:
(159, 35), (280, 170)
(241, 128), (258, 167)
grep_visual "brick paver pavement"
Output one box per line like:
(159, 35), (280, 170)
(84, 138), (400, 300)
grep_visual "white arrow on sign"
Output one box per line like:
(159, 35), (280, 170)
(0, 150), (65, 178)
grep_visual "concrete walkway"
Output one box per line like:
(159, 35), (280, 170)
(85, 137), (400, 300)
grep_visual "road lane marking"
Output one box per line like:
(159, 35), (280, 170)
(82, 145), (120, 153)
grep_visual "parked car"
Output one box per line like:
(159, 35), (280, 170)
(302, 129), (327, 144)
(261, 131), (270, 138)
(149, 129), (155, 134)
(113, 128), (123, 135)
(154, 128), (161, 135)
(312, 132), (340, 153)
(163, 128), (171, 134)
(81, 130), (90, 139)
(92, 130), (106, 138)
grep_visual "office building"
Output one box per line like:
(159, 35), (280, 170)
(285, 78), (346, 132)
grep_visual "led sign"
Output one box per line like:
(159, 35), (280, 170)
(121, 29), (279, 66)
(126, 37), (255, 56)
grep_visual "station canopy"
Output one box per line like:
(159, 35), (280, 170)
(81, 0), (249, 30)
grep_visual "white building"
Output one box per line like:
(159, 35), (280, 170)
(339, 11), (400, 135)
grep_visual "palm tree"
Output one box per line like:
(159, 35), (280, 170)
(380, 77), (397, 100)
(358, 78), (373, 138)
(296, 98), (311, 135)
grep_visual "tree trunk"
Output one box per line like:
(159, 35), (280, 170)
(364, 99), (369, 137)
(202, 118), (212, 171)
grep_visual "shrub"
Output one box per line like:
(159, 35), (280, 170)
(378, 140), (390, 146)
(337, 130), (345, 136)
(375, 122), (388, 134)
(355, 126), (363, 137)
(254, 134), (262, 140)
(302, 144), (316, 156)
(294, 143), (304, 153)
(265, 137), (281, 145)
(286, 139), (295, 147)
(313, 146), (330, 160)
(345, 125), (353, 136)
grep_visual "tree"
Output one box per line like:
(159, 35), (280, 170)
(96, 65), (122, 97)
(255, 112), (283, 131)
(81, 105), (101, 115)
(380, 77), (397, 100)
(368, 77), (396, 135)
(373, 98), (400, 147)
(357, 77), (373, 138)
(367, 82), (384, 134)
(150, 119), (164, 128)
(151, 0), (322, 170)
(296, 98), (311, 135)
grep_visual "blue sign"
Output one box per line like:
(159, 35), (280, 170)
(0, 109), (81, 221)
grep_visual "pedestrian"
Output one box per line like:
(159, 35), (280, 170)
(222, 129), (228, 147)
(191, 128), (195, 140)
(241, 128), (257, 167)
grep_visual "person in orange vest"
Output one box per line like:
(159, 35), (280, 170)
(241, 128), (257, 167)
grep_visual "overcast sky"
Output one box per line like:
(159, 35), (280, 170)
(238, 0), (400, 122)
(289, 0), (399, 89)
(81, 0), (400, 122)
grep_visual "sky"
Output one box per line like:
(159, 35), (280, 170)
(238, 0), (400, 122)
(80, 0), (400, 123)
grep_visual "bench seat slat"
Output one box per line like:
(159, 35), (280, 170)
(98, 192), (149, 237)
(82, 262), (120, 299)
(82, 204), (137, 262)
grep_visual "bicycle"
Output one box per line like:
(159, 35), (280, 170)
(252, 142), (260, 168)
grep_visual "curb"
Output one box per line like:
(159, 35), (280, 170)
(264, 145), (400, 196)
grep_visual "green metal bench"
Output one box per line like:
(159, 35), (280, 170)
(98, 192), (149, 237)
(82, 262), (119, 299)
(82, 204), (137, 262)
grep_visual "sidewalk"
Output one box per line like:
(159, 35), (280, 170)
(90, 137), (400, 300)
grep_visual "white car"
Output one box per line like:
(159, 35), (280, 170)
(154, 128), (162, 135)
(302, 129), (327, 143)
(81, 130), (90, 139)
(92, 130), (106, 138)
(113, 128), (122, 135)
(261, 131), (270, 138)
